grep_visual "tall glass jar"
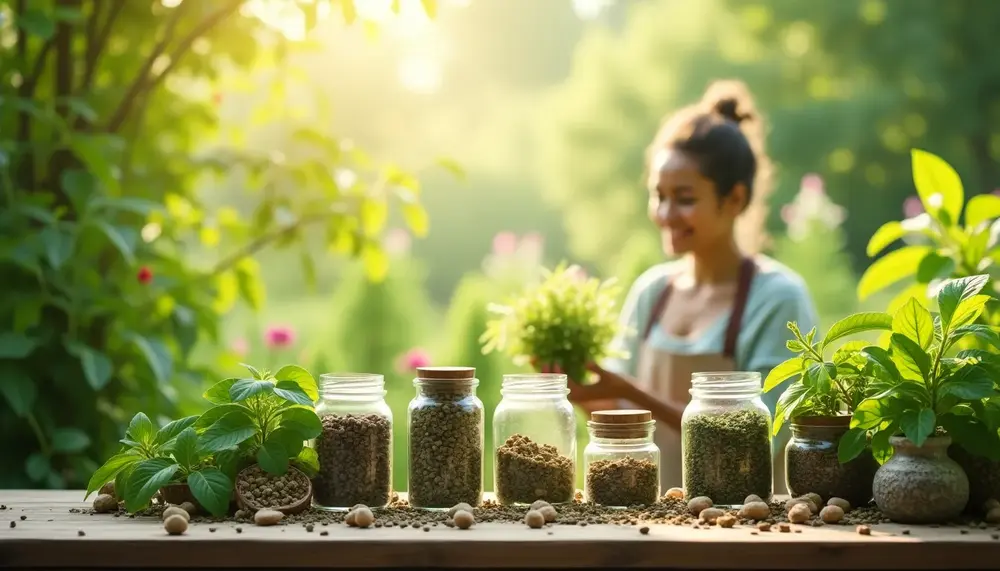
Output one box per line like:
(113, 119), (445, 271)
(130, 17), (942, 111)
(681, 372), (772, 506)
(584, 410), (660, 507)
(493, 373), (577, 505)
(311, 373), (393, 511)
(407, 366), (484, 509)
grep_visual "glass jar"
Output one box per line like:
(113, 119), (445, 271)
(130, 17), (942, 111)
(311, 373), (393, 511)
(493, 373), (577, 505)
(584, 409), (660, 507)
(681, 371), (772, 506)
(785, 415), (877, 508)
(407, 366), (484, 509)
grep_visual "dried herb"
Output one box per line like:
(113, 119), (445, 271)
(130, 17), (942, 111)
(586, 457), (658, 507)
(312, 414), (392, 508)
(682, 408), (772, 505)
(495, 434), (574, 504)
(408, 386), (483, 508)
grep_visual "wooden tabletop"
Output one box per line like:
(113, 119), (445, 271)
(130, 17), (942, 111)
(1, 490), (998, 569)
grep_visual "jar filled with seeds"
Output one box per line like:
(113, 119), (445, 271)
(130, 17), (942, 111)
(311, 373), (393, 511)
(584, 409), (660, 507)
(681, 372), (773, 506)
(407, 366), (484, 509)
(493, 373), (577, 505)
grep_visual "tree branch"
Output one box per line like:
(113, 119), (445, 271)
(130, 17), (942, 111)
(105, 0), (244, 133)
(80, 0), (125, 92)
(210, 211), (331, 277)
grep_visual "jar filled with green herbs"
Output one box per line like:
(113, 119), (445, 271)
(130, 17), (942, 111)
(407, 366), (484, 509)
(584, 410), (660, 507)
(681, 372), (772, 506)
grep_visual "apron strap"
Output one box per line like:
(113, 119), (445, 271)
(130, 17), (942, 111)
(641, 257), (758, 361)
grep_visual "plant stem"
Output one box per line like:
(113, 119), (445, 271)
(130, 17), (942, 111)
(27, 413), (51, 456)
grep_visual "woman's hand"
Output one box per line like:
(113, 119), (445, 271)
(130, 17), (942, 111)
(529, 359), (630, 403)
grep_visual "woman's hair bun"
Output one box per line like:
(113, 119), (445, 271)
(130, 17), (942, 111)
(701, 80), (756, 125)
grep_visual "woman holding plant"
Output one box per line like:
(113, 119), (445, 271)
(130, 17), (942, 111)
(555, 80), (818, 493)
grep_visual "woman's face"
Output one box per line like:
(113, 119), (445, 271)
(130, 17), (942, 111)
(647, 149), (744, 257)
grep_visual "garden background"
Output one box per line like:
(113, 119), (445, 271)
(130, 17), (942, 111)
(3, 0), (999, 493)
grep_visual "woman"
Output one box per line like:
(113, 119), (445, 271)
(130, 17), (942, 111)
(560, 80), (818, 495)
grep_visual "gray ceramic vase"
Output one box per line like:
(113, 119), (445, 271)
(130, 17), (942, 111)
(873, 435), (969, 524)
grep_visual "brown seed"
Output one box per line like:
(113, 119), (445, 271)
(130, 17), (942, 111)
(750, 531), (758, 535)
(254, 509), (285, 526)
(354, 507), (375, 528)
(164, 514), (188, 535)
(827, 497), (851, 512)
(320, 530), (329, 536)
(788, 503), (811, 524)
(717, 514), (737, 528)
(778, 523), (791, 533)
(857, 525), (871, 536)
(77, 530), (85, 536)
(820, 505), (844, 524)
(757, 522), (771, 532)
(453, 510), (475, 529)
(525, 510), (545, 529)
(639, 526), (650, 535)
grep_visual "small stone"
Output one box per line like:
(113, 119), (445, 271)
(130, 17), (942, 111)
(738, 501), (770, 520)
(305, 524), (314, 532)
(794, 529), (802, 533)
(717, 515), (737, 528)
(983, 498), (1000, 513)
(93, 494), (117, 514)
(529, 500), (551, 512)
(19, 516), (26, 521)
(254, 509), (284, 526)
(164, 514), (188, 535)
(743, 494), (762, 505)
(778, 523), (791, 533)
(539, 505), (558, 523)
(453, 510), (475, 530)
(525, 510), (545, 529)
(991, 534), (999, 540)
(423, 526), (430, 532)
(178, 502), (197, 515)
(802, 493), (822, 511)
(354, 507), (374, 528)
(665, 487), (685, 500)
(820, 505), (844, 524)
(320, 530), (329, 536)
(960, 529), (969, 535)
(750, 531), (758, 535)
(857, 525), (871, 536)
(639, 526), (650, 534)
(901, 529), (910, 535)
(757, 522), (771, 532)
(234, 509), (248, 519)
(699, 508), (725, 524)
(827, 497), (851, 512)
(786, 497), (814, 514)
(9, 521), (15, 528)
(788, 503), (811, 524)
(236, 527), (243, 533)
(162, 506), (190, 522)
(77, 530), (85, 537)
(345, 510), (357, 527)
(687, 496), (713, 516)
(985, 507), (1000, 524)
(209, 527), (216, 533)
(448, 503), (474, 517)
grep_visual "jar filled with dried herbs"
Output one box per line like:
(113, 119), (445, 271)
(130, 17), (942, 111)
(311, 373), (393, 511)
(584, 410), (660, 507)
(407, 366), (484, 509)
(493, 374), (577, 505)
(681, 372), (773, 506)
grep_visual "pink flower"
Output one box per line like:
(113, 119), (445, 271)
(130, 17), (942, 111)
(567, 264), (588, 282)
(781, 204), (797, 226)
(800, 173), (824, 195)
(397, 348), (431, 372)
(903, 195), (924, 218)
(231, 338), (248, 356)
(492, 231), (518, 256)
(265, 325), (297, 350)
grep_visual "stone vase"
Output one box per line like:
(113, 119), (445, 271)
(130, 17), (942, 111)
(785, 415), (878, 507)
(873, 435), (969, 524)
(948, 445), (1000, 513)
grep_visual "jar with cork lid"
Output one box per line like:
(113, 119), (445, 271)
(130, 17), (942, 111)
(407, 366), (484, 509)
(584, 409), (660, 507)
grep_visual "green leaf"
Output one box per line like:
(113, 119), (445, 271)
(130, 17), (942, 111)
(66, 341), (113, 391)
(39, 226), (75, 269)
(0, 332), (40, 359)
(229, 379), (275, 402)
(360, 198), (388, 236)
(51, 428), (91, 453)
(203, 378), (240, 404)
(85, 453), (141, 499)
(0, 362), (35, 418)
(867, 221), (907, 257)
(890, 333), (932, 382)
(171, 428), (200, 470)
(292, 446), (319, 477)
(26, 453), (51, 483)
(273, 381), (313, 406)
(128, 334), (173, 384)
(937, 274), (990, 331)
(966, 194), (1000, 229)
(950, 324), (1000, 348)
(88, 221), (135, 264)
(195, 403), (248, 429)
(940, 366), (996, 400)
(18, 9), (55, 39)
(892, 298), (936, 351)
(278, 406), (322, 440)
(949, 295), (991, 330)
(214, 448), (242, 482)
(822, 312), (893, 348)
(125, 458), (179, 513)
(860, 346), (901, 382)
(68, 134), (122, 195)
(126, 413), (155, 445)
(198, 412), (256, 453)
(763, 357), (804, 392)
(911, 148), (963, 226)
(274, 365), (318, 401)
(402, 203), (429, 237)
(187, 468), (232, 517)
(837, 427), (868, 463)
(340, 0), (357, 23)
(916, 252), (956, 284)
(857, 246), (931, 301)
(153, 416), (199, 447)
(234, 262), (264, 311)
(268, 427), (305, 457)
(852, 399), (887, 430)
(114, 463), (135, 503)
(871, 427), (894, 464)
(257, 439), (289, 475)
(301, 250), (317, 292)
(361, 242), (389, 282)
(899, 408), (936, 447)
(420, 0), (438, 18)
(241, 363), (263, 379)
(939, 413), (1000, 460)
(773, 381), (811, 436)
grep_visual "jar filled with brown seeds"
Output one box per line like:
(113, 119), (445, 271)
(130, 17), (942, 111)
(584, 409), (660, 507)
(493, 374), (577, 505)
(407, 367), (484, 509)
(311, 373), (393, 510)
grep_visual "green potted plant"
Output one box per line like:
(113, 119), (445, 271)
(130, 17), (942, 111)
(480, 262), (626, 384)
(764, 314), (890, 507)
(839, 274), (1000, 523)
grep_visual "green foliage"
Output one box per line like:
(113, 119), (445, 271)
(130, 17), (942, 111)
(765, 313), (892, 435)
(481, 263), (625, 383)
(860, 150), (1000, 324)
(839, 275), (1000, 465)
(0, 0), (445, 489)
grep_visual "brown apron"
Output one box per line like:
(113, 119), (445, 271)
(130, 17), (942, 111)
(636, 258), (787, 496)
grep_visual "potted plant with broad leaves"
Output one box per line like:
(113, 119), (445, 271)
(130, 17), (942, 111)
(765, 314), (890, 508)
(196, 363), (322, 515)
(84, 414), (236, 517)
(840, 275), (1000, 523)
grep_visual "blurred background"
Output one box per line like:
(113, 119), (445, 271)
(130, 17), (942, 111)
(2, 0), (999, 492)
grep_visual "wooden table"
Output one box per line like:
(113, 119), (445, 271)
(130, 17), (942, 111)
(1, 490), (998, 569)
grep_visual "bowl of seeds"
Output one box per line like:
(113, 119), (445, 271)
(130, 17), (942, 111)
(236, 464), (313, 515)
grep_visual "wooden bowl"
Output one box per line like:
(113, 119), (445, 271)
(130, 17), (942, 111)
(235, 465), (313, 515)
(159, 483), (200, 509)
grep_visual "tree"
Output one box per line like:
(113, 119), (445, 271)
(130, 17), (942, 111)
(0, 0), (447, 488)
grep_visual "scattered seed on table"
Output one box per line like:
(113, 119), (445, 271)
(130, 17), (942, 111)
(320, 530), (329, 536)
(77, 530), (85, 536)
(306, 524), (314, 532)
(209, 527), (216, 532)
(991, 534), (998, 540)
(236, 527), (243, 533)
(960, 529), (969, 535)
(901, 529), (910, 535)
(19, 516), (25, 521)
(423, 526), (430, 532)
(9, 522), (14, 528)
(639, 526), (650, 535)
(857, 525), (871, 535)
(778, 523), (791, 533)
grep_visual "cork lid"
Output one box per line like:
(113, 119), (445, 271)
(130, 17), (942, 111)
(590, 409), (652, 424)
(416, 366), (476, 381)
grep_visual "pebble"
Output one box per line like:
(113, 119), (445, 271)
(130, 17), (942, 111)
(665, 487), (685, 500)
(788, 503), (811, 524)
(687, 496), (713, 516)
(77, 530), (85, 536)
(639, 526), (650, 535)
(539, 505), (558, 523)
(209, 527), (216, 532)
(448, 503), (474, 517)
(164, 514), (188, 535)
(986, 507), (1000, 524)
(306, 524), (314, 532)
(9, 522), (14, 528)
(757, 522), (771, 532)
(254, 509), (285, 526)
(19, 515), (26, 521)
(320, 530), (329, 536)
(717, 515), (737, 528)
(827, 497), (851, 512)
(820, 505), (844, 523)
(236, 527), (243, 533)
(162, 506), (190, 522)
(778, 523), (791, 533)
(93, 494), (117, 514)
(960, 529), (969, 535)
(453, 510), (475, 530)
(857, 525), (871, 536)
(525, 510), (545, 529)
(901, 529), (910, 535)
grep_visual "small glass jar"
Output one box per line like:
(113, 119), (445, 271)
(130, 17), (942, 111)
(407, 366), (484, 509)
(681, 372), (772, 506)
(584, 409), (660, 507)
(785, 415), (878, 508)
(493, 373), (577, 505)
(311, 373), (393, 511)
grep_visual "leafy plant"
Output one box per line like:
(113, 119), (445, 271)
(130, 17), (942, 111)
(764, 312), (894, 436)
(197, 363), (322, 479)
(839, 274), (1000, 464)
(860, 149), (1000, 324)
(83, 413), (234, 517)
(480, 262), (626, 383)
